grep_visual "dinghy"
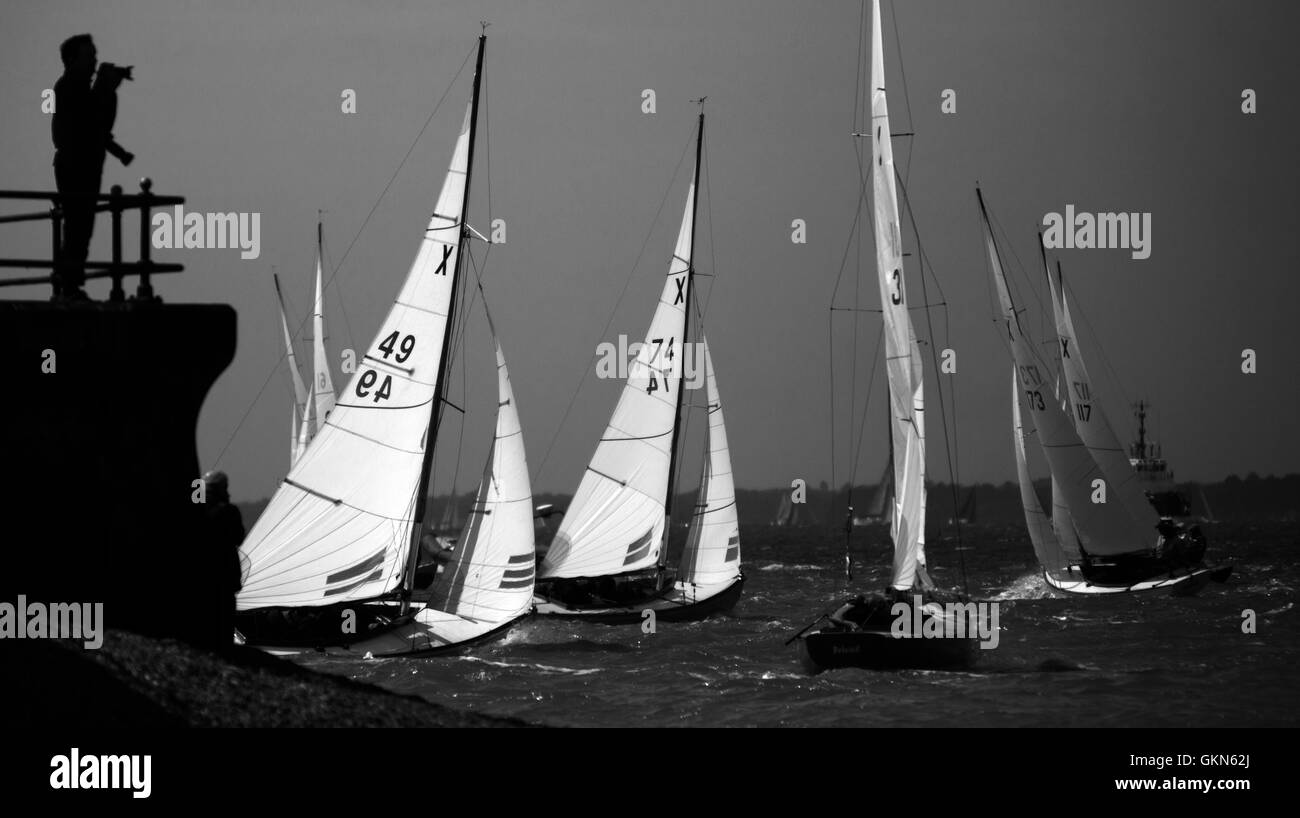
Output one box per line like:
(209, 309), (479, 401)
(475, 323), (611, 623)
(982, 188), (1232, 594)
(534, 110), (745, 623)
(236, 31), (534, 651)
(796, 0), (981, 673)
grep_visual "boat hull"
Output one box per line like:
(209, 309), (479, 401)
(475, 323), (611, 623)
(1044, 563), (1233, 595)
(327, 610), (531, 658)
(533, 575), (745, 624)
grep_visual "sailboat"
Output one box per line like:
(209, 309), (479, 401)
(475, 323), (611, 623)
(981, 187), (1232, 594)
(275, 219), (336, 469)
(533, 110), (745, 624)
(796, 0), (980, 673)
(236, 30), (534, 653)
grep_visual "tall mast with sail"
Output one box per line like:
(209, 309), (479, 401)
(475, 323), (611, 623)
(401, 30), (486, 613)
(868, 0), (927, 591)
(797, 0), (975, 673)
(659, 108), (704, 574)
(534, 109), (744, 621)
(539, 122), (699, 582)
(238, 31), (488, 616)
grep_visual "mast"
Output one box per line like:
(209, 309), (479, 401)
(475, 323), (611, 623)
(402, 28), (486, 613)
(658, 106), (704, 576)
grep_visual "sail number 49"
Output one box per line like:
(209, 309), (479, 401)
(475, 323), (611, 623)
(356, 331), (416, 403)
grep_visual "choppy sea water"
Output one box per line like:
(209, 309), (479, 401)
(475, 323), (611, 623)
(296, 521), (1299, 727)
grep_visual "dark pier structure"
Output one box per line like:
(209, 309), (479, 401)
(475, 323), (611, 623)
(0, 182), (236, 650)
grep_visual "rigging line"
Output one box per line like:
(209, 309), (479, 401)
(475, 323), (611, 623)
(848, 322), (885, 489)
(437, 241), (490, 513)
(531, 127), (697, 485)
(269, 276), (300, 406)
(903, 181), (968, 596)
(668, 293), (703, 555)
(888, 0), (916, 185)
(318, 230), (357, 356)
(210, 43), (477, 471)
(1060, 261), (1136, 434)
(701, 126), (719, 319)
(892, 168), (948, 305)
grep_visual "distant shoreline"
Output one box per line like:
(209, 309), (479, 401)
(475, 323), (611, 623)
(239, 473), (1300, 529)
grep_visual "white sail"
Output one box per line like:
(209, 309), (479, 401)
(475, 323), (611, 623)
(1048, 368), (1083, 561)
(870, 0), (926, 590)
(311, 254), (336, 433)
(539, 178), (696, 580)
(275, 275), (310, 466)
(678, 338), (740, 588)
(1045, 262), (1159, 529)
(238, 103), (475, 609)
(428, 344), (535, 623)
(1012, 368), (1070, 574)
(980, 193), (1154, 558)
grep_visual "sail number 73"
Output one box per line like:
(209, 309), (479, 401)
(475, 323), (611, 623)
(356, 331), (416, 403)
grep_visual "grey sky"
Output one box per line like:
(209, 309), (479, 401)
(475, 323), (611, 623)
(3, 1), (1296, 502)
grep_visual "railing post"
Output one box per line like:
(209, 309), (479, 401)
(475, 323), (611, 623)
(50, 201), (62, 299)
(109, 185), (124, 302)
(135, 178), (154, 301)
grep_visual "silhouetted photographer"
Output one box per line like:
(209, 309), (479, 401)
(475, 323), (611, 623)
(51, 34), (135, 300)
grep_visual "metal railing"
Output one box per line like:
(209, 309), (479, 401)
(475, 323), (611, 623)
(0, 178), (184, 301)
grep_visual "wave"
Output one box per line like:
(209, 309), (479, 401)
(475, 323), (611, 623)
(758, 562), (824, 572)
(460, 656), (602, 676)
(990, 573), (1054, 600)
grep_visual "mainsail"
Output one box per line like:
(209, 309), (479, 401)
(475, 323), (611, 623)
(539, 168), (697, 580)
(238, 100), (477, 610)
(1044, 259), (1158, 530)
(979, 188), (1154, 558)
(274, 273), (310, 468)
(677, 337), (740, 588)
(1012, 367), (1070, 574)
(428, 343), (536, 623)
(869, 0), (927, 590)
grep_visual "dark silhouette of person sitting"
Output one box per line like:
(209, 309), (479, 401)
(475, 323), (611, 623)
(51, 34), (134, 300)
